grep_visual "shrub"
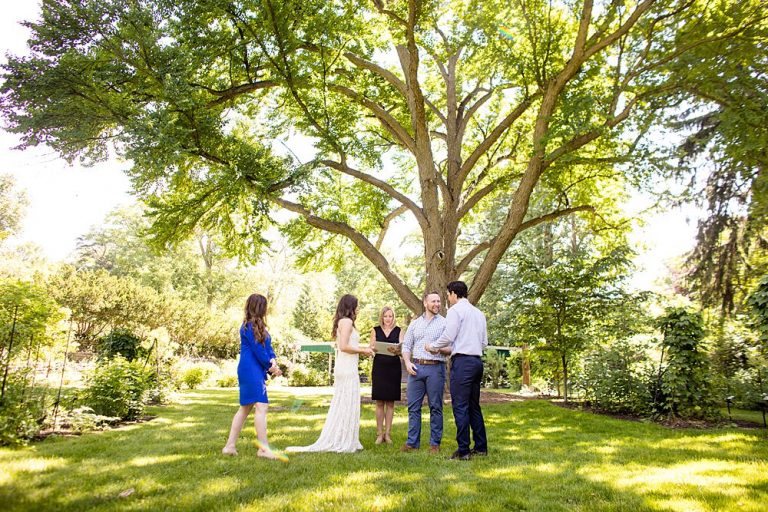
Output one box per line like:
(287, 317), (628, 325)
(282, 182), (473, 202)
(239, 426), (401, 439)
(577, 339), (653, 415)
(97, 329), (146, 362)
(288, 364), (328, 386)
(482, 351), (510, 389)
(653, 308), (719, 419)
(79, 356), (151, 420)
(181, 366), (211, 389)
(216, 375), (239, 388)
(725, 363), (768, 410)
(0, 371), (49, 446)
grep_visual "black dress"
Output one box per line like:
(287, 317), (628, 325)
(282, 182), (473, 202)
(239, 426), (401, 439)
(371, 326), (402, 401)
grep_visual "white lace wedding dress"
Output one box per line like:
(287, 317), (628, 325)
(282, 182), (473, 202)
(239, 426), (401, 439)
(286, 329), (363, 453)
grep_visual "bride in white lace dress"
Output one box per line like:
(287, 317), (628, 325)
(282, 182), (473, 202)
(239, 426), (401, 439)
(287, 294), (374, 453)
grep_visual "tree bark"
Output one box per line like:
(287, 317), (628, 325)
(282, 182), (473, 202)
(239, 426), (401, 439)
(522, 343), (531, 387)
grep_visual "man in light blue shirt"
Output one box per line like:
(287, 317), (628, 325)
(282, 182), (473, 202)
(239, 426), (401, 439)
(400, 291), (451, 453)
(426, 281), (488, 460)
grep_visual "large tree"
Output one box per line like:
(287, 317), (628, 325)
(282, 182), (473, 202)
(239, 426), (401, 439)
(1, 0), (762, 313)
(668, 4), (768, 317)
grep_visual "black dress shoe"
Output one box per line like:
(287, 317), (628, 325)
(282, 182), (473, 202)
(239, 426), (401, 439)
(470, 448), (488, 457)
(449, 450), (471, 461)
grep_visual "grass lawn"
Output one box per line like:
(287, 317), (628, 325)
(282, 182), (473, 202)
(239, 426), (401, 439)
(1, 387), (767, 512)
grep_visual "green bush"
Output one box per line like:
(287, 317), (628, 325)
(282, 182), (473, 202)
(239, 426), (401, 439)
(288, 364), (328, 386)
(79, 356), (151, 420)
(483, 351), (510, 388)
(577, 339), (653, 415)
(653, 308), (719, 419)
(216, 375), (239, 388)
(0, 371), (49, 446)
(97, 329), (146, 362)
(181, 366), (211, 389)
(725, 364), (768, 410)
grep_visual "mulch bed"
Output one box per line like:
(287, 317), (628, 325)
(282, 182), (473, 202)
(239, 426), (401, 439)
(553, 400), (765, 429)
(32, 415), (158, 441)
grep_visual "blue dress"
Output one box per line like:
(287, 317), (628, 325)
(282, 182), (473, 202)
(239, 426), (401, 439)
(237, 323), (276, 405)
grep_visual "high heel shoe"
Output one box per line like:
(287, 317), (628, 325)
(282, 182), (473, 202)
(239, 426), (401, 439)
(375, 434), (384, 444)
(384, 433), (392, 444)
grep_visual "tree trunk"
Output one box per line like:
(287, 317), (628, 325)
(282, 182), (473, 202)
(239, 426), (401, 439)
(562, 353), (569, 403)
(522, 343), (531, 387)
(1, 304), (19, 401)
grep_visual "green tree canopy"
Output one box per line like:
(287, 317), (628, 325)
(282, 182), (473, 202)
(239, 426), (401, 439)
(0, 174), (28, 246)
(2, 0), (763, 313)
(0, 278), (62, 357)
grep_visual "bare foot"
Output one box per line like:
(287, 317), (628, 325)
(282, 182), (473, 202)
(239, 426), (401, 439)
(222, 446), (238, 456)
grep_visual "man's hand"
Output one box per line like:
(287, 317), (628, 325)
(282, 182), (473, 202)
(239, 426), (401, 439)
(404, 360), (418, 376)
(424, 342), (438, 354)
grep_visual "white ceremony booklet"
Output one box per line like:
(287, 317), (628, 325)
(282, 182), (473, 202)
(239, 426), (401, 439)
(374, 341), (400, 356)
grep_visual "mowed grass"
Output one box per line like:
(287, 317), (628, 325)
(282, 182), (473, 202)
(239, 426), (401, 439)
(1, 388), (767, 512)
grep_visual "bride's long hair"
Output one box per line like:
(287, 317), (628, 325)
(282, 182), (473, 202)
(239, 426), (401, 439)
(331, 294), (358, 338)
(243, 293), (268, 344)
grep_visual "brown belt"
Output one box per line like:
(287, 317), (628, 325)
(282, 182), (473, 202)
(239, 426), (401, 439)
(412, 358), (444, 365)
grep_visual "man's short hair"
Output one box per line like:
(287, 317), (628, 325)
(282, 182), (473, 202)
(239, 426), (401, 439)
(447, 281), (468, 298)
(423, 290), (440, 300)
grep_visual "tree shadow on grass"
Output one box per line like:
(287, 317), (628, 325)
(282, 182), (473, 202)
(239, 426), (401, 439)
(1, 390), (766, 511)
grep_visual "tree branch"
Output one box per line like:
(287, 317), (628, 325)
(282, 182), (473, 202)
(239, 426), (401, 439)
(328, 84), (417, 153)
(375, 204), (408, 250)
(192, 80), (278, 107)
(458, 93), (540, 186)
(271, 196), (421, 312)
(319, 159), (427, 227)
(455, 205), (594, 277)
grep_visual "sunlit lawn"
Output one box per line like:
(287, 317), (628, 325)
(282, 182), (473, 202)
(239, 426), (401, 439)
(1, 387), (766, 511)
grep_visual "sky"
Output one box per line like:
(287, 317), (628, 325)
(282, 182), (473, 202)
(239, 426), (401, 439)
(0, 3), (702, 286)
(1, 3), (134, 261)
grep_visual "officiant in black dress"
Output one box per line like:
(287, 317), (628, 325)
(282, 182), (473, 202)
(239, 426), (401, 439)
(369, 307), (404, 444)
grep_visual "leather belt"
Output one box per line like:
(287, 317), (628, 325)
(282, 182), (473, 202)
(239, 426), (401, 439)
(412, 358), (444, 365)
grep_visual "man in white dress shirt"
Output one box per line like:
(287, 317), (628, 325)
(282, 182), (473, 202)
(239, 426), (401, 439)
(426, 281), (488, 460)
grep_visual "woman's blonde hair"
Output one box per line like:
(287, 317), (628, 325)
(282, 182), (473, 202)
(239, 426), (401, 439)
(379, 306), (395, 326)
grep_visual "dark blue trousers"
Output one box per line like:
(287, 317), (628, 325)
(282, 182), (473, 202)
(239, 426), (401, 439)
(450, 355), (487, 455)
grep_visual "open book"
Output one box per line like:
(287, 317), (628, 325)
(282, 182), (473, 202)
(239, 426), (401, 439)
(373, 341), (400, 357)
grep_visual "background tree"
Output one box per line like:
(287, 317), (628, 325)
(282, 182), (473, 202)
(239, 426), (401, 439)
(0, 174), (28, 246)
(3, 0), (762, 313)
(0, 278), (62, 362)
(669, 3), (768, 318)
(49, 266), (163, 348)
(291, 283), (326, 341)
(76, 206), (248, 310)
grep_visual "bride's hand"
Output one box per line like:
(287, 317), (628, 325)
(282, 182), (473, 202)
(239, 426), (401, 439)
(361, 347), (374, 357)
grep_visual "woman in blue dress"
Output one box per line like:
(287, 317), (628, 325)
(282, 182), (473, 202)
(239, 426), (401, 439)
(222, 293), (282, 458)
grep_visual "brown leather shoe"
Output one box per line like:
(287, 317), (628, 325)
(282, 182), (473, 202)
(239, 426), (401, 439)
(429, 445), (440, 453)
(400, 444), (418, 452)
